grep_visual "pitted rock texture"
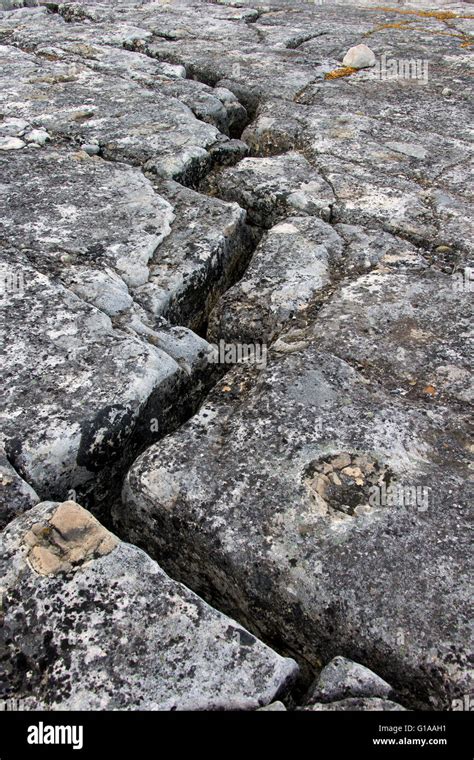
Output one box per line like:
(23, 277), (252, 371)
(1, 501), (298, 710)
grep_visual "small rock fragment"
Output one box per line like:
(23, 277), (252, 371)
(24, 129), (50, 146)
(307, 656), (395, 703)
(81, 143), (100, 156)
(258, 701), (287, 711)
(342, 44), (376, 69)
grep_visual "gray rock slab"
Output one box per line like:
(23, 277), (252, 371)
(1, 500), (298, 710)
(303, 698), (407, 711)
(208, 217), (428, 346)
(312, 269), (473, 406)
(120, 347), (472, 709)
(202, 152), (334, 227)
(208, 217), (343, 345)
(0, 250), (209, 521)
(133, 179), (256, 333)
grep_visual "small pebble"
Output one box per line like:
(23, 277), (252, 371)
(81, 143), (100, 156)
(24, 129), (50, 146)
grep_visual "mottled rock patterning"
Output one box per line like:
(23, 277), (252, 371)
(1, 0), (472, 712)
(1, 501), (298, 710)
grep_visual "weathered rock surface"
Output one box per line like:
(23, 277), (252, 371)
(1, 0), (472, 714)
(208, 218), (429, 346)
(203, 152), (334, 228)
(120, 346), (472, 709)
(0, 137), (252, 519)
(208, 217), (340, 345)
(0, 246), (211, 521)
(307, 656), (395, 704)
(1, 500), (298, 710)
(313, 269), (473, 407)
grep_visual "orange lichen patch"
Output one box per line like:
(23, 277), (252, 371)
(364, 17), (472, 47)
(422, 384), (437, 397)
(374, 8), (474, 21)
(324, 67), (358, 81)
(364, 21), (416, 36)
(373, 21), (415, 30)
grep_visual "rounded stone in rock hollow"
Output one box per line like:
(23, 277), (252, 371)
(342, 44), (376, 70)
(81, 143), (100, 156)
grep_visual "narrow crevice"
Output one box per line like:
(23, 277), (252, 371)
(286, 31), (328, 50)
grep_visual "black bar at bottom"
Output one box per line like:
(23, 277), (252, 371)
(1, 710), (471, 758)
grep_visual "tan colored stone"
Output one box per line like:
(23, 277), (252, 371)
(341, 466), (365, 485)
(313, 474), (330, 498)
(25, 501), (118, 575)
(29, 545), (65, 576)
(331, 453), (351, 470)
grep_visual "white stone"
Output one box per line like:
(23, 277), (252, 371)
(24, 129), (50, 146)
(0, 136), (25, 151)
(342, 44), (376, 70)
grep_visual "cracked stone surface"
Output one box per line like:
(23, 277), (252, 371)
(1, 501), (298, 710)
(1, 0), (472, 713)
(120, 347), (472, 710)
(0, 448), (39, 530)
